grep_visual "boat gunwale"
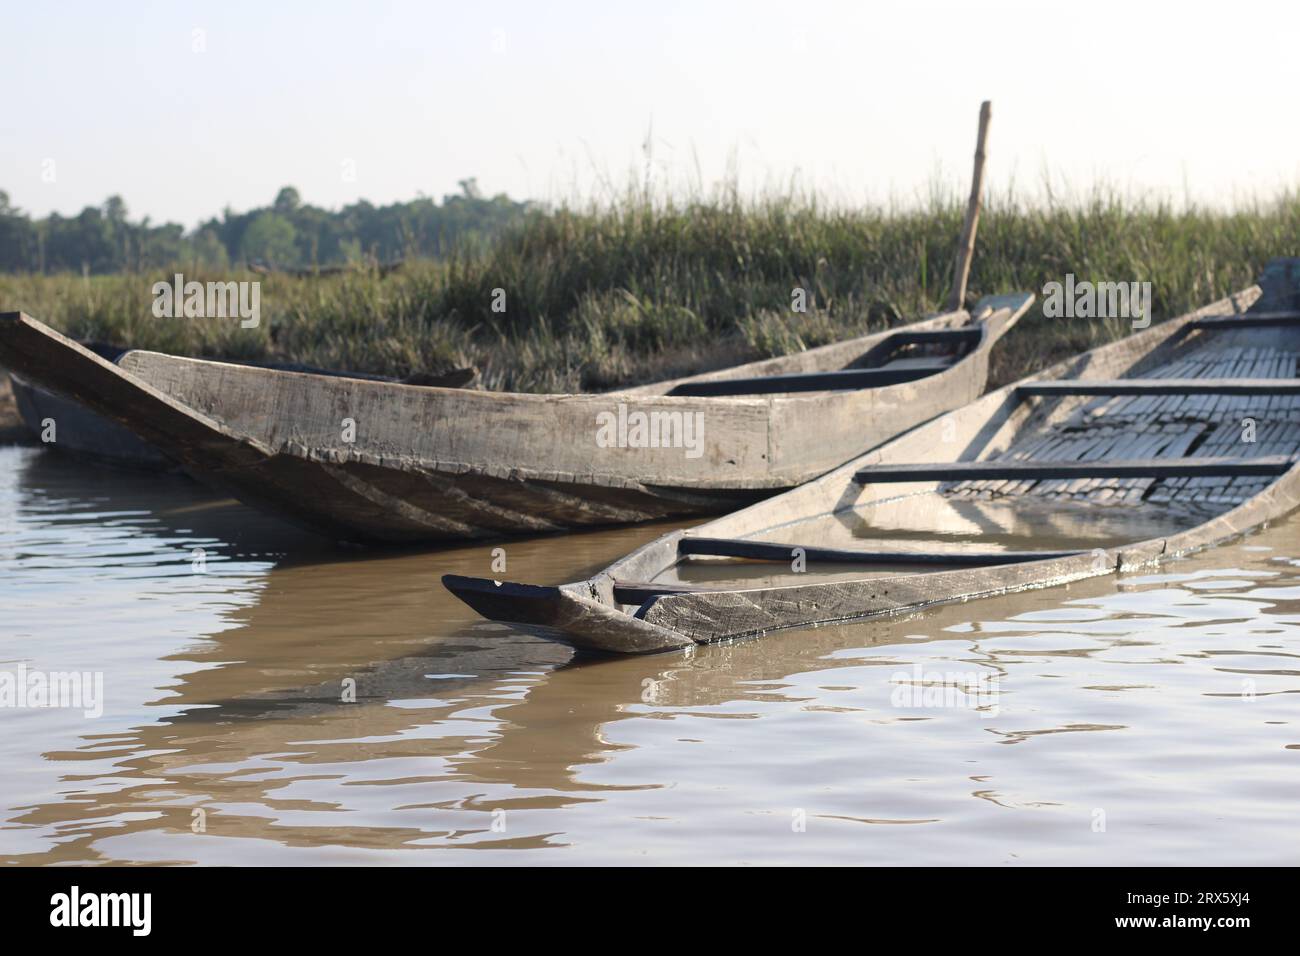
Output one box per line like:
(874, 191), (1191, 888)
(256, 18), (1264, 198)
(108, 294), (1018, 407)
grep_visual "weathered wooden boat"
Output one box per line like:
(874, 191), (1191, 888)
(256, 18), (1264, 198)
(0, 293), (1030, 541)
(5, 345), (466, 471)
(444, 259), (1300, 654)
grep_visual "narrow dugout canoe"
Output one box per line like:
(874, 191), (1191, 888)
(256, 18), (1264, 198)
(0, 293), (1030, 542)
(444, 258), (1300, 654)
(6, 345), (454, 471)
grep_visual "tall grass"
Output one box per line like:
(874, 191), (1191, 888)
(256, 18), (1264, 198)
(2, 187), (1296, 393)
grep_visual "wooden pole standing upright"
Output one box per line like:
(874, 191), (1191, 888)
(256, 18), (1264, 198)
(946, 101), (992, 313)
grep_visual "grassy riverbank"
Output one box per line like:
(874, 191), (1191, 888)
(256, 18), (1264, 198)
(2, 189), (1296, 395)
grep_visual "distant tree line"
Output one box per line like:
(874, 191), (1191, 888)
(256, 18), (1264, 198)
(0, 179), (529, 274)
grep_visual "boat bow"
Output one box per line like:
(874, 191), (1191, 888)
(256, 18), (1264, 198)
(442, 574), (697, 654)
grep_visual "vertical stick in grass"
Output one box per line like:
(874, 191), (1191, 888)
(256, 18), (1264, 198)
(947, 101), (992, 313)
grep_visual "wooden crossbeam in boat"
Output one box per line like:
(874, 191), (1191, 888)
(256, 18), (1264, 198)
(1190, 311), (1300, 330)
(1019, 378), (1300, 397)
(667, 362), (952, 397)
(678, 536), (1081, 565)
(853, 455), (1296, 484)
(612, 581), (715, 603)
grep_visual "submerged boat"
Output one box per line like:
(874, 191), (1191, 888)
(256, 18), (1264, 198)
(0, 293), (1030, 541)
(444, 259), (1300, 654)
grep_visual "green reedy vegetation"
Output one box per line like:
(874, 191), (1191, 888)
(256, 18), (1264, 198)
(2, 187), (1295, 393)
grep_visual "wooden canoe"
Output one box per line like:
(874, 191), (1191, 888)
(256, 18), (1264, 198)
(6, 345), (441, 471)
(0, 293), (1030, 542)
(444, 258), (1300, 654)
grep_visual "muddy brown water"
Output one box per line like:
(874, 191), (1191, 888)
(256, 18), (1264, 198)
(2, 444), (1299, 865)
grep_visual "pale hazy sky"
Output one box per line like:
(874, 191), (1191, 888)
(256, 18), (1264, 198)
(5, 0), (1298, 227)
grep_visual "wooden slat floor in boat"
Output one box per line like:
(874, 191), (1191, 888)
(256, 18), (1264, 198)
(946, 339), (1300, 511)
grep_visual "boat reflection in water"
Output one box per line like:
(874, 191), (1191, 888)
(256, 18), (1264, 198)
(3, 446), (1299, 865)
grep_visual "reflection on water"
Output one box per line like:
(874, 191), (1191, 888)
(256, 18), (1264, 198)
(2, 445), (1299, 865)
